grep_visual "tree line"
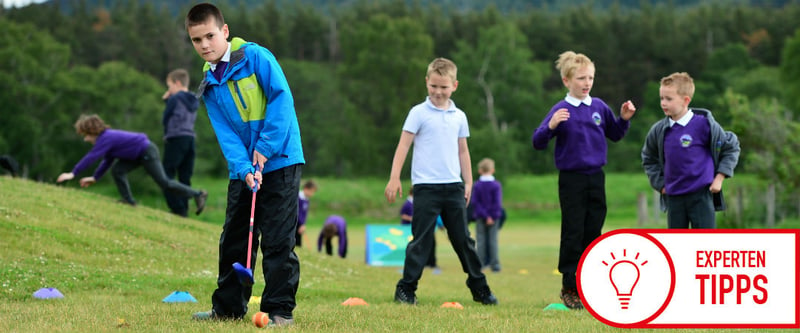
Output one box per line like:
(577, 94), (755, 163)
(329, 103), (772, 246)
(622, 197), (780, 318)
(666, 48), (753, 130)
(2, 0), (800, 223)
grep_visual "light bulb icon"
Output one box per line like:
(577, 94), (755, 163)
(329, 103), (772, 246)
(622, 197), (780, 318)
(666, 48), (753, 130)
(604, 249), (646, 310)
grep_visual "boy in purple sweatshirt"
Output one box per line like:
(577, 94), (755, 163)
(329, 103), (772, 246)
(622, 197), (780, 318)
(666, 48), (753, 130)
(317, 215), (347, 258)
(532, 51), (636, 309)
(57, 114), (208, 214)
(642, 72), (740, 229)
(471, 158), (503, 272)
(296, 180), (317, 248)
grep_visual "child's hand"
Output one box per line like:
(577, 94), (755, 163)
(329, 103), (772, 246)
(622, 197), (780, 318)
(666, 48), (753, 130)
(79, 177), (96, 188)
(548, 108), (570, 130)
(57, 172), (74, 183)
(620, 100), (636, 120)
(486, 217), (495, 226)
(384, 179), (402, 203)
(710, 174), (725, 193)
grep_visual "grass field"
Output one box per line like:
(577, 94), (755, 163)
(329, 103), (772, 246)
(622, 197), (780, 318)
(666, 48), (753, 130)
(0, 175), (792, 332)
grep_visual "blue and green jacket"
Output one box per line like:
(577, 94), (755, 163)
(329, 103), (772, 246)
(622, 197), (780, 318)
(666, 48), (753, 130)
(197, 37), (304, 180)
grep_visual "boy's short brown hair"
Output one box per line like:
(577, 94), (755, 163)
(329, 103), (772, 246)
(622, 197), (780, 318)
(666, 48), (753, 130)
(478, 158), (495, 174)
(167, 69), (190, 88)
(185, 2), (225, 30)
(74, 114), (110, 136)
(660, 72), (695, 99)
(426, 58), (457, 83)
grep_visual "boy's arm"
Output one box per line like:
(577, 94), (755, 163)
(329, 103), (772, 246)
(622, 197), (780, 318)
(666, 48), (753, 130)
(532, 109), (558, 150)
(459, 137), (473, 205)
(385, 131), (414, 203)
(252, 46), (296, 161)
(641, 125), (665, 192)
(605, 101), (634, 142)
(716, 130), (741, 178)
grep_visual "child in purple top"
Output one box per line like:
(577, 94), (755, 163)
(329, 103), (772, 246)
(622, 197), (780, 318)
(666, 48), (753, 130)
(296, 180), (317, 248)
(471, 158), (503, 272)
(532, 51), (636, 309)
(56, 114), (208, 214)
(400, 188), (413, 225)
(317, 215), (347, 258)
(642, 72), (740, 229)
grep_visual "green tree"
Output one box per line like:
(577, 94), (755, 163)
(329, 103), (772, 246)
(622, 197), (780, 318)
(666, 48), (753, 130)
(781, 28), (800, 117)
(0, 19), (71, 180)
(338, 14), (433, 176)
(452, 21), (550, 174)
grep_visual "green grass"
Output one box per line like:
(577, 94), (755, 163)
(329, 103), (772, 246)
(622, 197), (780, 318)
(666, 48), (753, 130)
(0, 175), (791, 332)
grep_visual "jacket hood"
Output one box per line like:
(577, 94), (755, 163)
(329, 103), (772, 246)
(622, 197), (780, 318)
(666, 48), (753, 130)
(174, 91), (199, 112)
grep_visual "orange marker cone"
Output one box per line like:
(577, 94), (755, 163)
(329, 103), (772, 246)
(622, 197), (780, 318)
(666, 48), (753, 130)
(341, 297), (369, 306)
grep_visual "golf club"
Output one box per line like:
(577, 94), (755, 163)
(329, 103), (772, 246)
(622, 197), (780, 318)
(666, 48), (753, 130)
(233, 166), (259, 286)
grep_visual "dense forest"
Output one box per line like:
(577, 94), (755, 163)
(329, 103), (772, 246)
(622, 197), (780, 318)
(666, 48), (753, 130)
(2, 0), (800, 221)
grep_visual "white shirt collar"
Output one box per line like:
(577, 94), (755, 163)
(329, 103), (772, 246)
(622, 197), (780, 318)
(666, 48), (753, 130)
(669, 109), (694, 127)
(479, 175), (495, 181)
(565, 94), (592, 107)
(298, 190), (307, 200)
(425, 96), (457, 112)
(208, 42), (232, 72)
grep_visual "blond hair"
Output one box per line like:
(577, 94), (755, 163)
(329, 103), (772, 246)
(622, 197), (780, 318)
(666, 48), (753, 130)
(660, 72), (695, 99)
(74, 114), (110, 136)
(555, 51), (594, 79)
(478, 158), (495, 174)
(426, 57), (458, 83)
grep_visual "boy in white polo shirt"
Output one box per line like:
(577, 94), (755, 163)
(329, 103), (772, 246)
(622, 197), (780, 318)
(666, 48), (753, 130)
(384, 57), (497, 306)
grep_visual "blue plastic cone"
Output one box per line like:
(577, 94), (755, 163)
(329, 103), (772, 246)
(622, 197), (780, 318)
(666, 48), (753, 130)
(33, 287), (64, 299)
(162, 291), (198, 303)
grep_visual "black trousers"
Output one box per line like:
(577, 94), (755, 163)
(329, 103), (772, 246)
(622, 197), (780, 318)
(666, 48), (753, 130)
(111, 142), (198, 204)
(398, 183), (486, 292)
(211, 164), (302, 319)
(666, 188), (716, 229)
(557, 170), (606, 290)
(162, 136), (195, 217)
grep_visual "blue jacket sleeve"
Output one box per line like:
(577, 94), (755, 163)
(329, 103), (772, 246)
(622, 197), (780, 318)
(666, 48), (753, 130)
(251, 47), (295, 160)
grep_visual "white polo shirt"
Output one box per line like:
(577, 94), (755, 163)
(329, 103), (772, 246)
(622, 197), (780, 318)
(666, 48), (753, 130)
(402, 97), (470, 185)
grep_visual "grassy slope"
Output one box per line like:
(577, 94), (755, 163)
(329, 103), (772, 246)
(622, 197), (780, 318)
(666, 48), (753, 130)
(0, 175), (784, 332)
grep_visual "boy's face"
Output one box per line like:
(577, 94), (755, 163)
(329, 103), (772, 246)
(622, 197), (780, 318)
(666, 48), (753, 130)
(426, 73), (458, 109)
(166, 79), (181, 95)
(659, 85), (691, 120)
(83, 134), (97, 145)
(303, 188), (317, 198)
(563, 65), (594, 100)
(187, 18), (229, 64)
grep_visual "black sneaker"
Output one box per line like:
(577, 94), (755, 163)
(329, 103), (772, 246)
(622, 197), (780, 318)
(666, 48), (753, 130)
(394, 285), (417, 305)
(471, 286), (498, 305)
(195, 190), (208, 215)
(560, 288), (584, 309)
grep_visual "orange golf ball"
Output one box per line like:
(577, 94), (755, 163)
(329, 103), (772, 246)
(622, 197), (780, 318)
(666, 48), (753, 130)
(252, 311), (269, 328)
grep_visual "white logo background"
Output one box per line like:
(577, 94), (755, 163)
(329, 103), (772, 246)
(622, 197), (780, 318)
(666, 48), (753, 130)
(579, 232), (674, 325)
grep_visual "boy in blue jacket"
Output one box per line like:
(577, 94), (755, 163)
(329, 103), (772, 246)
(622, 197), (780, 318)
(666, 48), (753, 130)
(186, 3), (304, 327)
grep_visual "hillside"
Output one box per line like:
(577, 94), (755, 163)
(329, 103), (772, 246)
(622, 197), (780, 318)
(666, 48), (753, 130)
(0, 176), (406, 332)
